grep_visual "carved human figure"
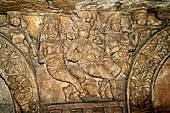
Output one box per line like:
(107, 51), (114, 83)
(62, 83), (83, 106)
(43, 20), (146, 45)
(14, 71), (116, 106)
(8, 11), (21, 27)
(42, 17), (60, 40)
(105, 33), (134, 74)
(11, 32), (30, 54)
(134, 9), (148, 26)
(105, 34), (121, 56)
(77, 11), (93, 23)
(38, 40), (87, 100)
(106, 12), (121, 33)
(39, 16), (89, 100)
(121, 14), (132, 32)
(7, 12), (37, 58)
(66, 40), (121, 98)
(129, 9), (154, 50)
(89, 30), (104, 48)
(0, 14), (8, 27)
(110, 17), (121, 32)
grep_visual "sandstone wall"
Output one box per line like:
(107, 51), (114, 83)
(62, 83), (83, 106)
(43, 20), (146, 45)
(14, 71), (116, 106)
(0, 1), (169, 112)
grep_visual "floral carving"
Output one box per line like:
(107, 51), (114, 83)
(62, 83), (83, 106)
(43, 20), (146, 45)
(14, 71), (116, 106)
(0, 7), (169, 113)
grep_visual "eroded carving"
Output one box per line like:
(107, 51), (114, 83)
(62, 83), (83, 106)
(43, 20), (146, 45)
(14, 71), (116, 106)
(0, 11), (40, 113)
(0, 34), (39, 112)
(128, 16), (170, 113)
(0, 7), (169, 113)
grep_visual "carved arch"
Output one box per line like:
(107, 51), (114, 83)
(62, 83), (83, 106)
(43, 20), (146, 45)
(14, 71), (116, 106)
(127, 25), (170, 113)
(0, 32), (40, 112)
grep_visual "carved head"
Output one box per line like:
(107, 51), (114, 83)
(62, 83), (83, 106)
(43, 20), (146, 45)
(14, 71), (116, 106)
(78, 11), (93, 22)
(108, 12), (121, 32)
(8, 11), (21, 27)
(0, 14), (7, 26)
(110, 19), (121, 32)
(134, 9), (147, 26)
(42, 15), (60, 40)
(121, 14), (132, 32)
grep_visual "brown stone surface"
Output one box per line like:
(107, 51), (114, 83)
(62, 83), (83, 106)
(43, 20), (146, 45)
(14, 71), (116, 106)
(36, 65), (67, 103)
(0, 78), (15, 113)
(0, 2), (170, 112)
(153, 58), (170, 112)
(0, 0), (49, 12)
(47, 0), (81, 10)
(0, 0), (169, 12)
(23, 15), (43, 38)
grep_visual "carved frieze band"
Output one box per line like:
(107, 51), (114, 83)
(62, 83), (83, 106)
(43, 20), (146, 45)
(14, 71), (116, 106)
(0, 8), (169, 112)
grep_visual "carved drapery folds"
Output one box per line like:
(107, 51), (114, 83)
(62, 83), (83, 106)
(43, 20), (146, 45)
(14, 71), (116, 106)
(0, 7), (169, 113)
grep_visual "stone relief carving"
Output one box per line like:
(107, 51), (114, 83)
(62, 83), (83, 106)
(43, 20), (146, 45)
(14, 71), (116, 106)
(127, 9), (170, 113)
(0, 7), (169, 113)
(0, 11), (40, 113)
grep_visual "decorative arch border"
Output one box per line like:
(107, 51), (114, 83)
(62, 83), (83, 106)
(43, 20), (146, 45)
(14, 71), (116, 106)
(151, 54), (170, 112)
(0, 32), (40, 113)
(127, 24), (170, 113)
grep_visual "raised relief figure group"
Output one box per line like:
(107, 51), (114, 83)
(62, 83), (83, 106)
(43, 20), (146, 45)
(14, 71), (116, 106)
(0, 5), (169, 113)
(37, 8), (166, 103)
(38, 12), (125, 101)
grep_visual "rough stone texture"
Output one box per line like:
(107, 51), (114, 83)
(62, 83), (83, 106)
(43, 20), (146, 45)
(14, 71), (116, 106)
(36, 65), (67, 103)
(0, 0), (169, 113)
(153, 58), (170, 112)
(0, 0), (49, 12)
(0, 78), (15, 113)
(23, 15), (43, 38)
(0, 0), (169, 12)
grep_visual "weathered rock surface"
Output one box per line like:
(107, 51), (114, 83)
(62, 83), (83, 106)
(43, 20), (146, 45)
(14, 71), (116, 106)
(0, 78), (15, 113)
(0, 0), (169, 12)
(0, 0), (170, 113)
(153, 58), (170, 112)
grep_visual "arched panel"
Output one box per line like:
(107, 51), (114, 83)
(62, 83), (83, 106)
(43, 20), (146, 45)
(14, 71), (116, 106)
(0, 32), (40, 113)
(127, 24), (170, 113)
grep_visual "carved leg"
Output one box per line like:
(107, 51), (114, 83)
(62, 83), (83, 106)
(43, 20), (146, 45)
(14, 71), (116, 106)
(48, 68), (87, 98)
(109, 79), (119, 100)
(67, 65), (86, 83)
(63, 84), (76, 102)
(98, 79), (108, 98)
(102, 57), (121, 78)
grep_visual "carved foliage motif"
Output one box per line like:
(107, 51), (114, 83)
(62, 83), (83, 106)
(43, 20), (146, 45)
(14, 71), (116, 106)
(0, 12), (39, 113)
(0, 8), (169, 113)
(0, 34), (39, 112)
(128, 15), (170, 113)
